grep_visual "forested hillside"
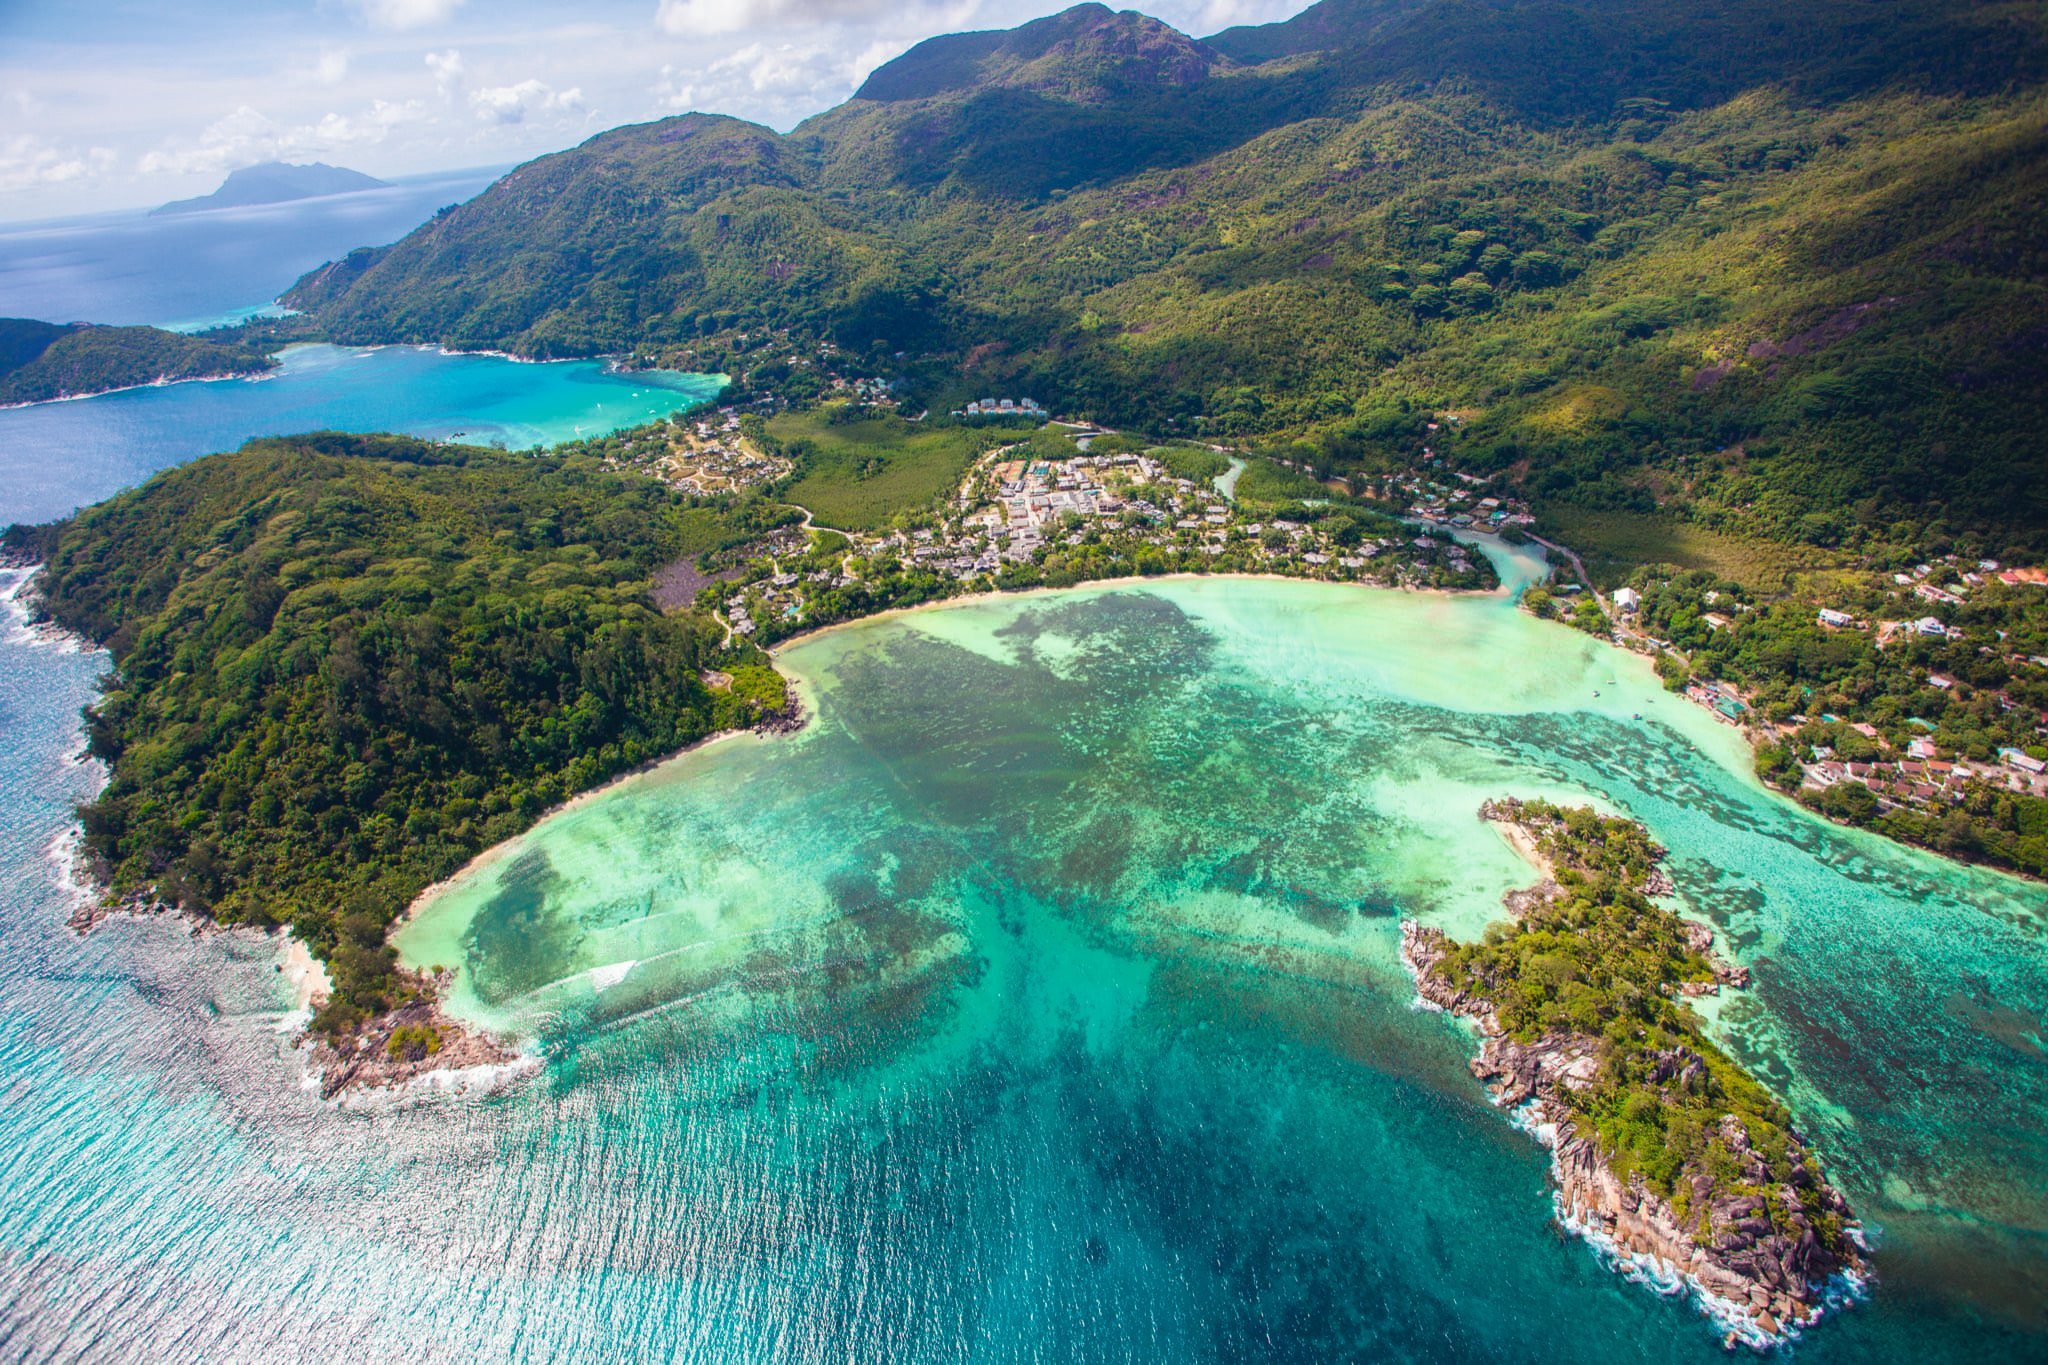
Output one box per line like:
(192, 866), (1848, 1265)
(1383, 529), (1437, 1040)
(4, 434), (742, 1030)
(282, 0), (2048, 559)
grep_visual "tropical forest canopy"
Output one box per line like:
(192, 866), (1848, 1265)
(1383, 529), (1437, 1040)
(3, 434), (767, 1030)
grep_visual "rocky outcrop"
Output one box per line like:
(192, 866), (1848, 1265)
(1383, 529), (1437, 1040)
(308, 985), (523, 1101)
(1682, 918), (1751, 992)
(1400, 811), (1863, 1346)
(64, 885), (524, 1101)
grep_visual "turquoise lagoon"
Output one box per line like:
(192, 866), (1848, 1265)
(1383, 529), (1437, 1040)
(0, 342), (724, 523)
(397, 555), (2044, 1361)
(1, 528), (2043, 1356)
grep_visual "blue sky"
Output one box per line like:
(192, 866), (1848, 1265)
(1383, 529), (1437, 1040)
(0, 0), (1307, 220)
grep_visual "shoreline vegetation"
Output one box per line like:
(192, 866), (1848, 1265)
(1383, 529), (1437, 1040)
(1403, 798), (1864, 1347)
(0, 366), (276, 412)
(0, 433), (779, 1095)
(0, 318), (278, 407)
(1519, 561), (2048, 884)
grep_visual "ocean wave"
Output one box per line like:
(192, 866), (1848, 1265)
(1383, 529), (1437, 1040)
(321, 1052), (542, 1112)
(44, 823), (102, 917)
(1, 565), (96, 655)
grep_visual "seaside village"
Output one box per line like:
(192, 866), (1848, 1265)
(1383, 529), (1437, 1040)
(1591, 553), (2048, 816)
(1790, 558), (2048, 809)
(715, 428), (1486, 641)
(607, 399), (2046, 833)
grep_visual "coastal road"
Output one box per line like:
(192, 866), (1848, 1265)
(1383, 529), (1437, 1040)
(1529, 533), (1614, 619)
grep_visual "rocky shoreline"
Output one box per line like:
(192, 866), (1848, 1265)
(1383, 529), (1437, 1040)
(62, 879), (528, 1099)
(302, 970), (525, 1101)
(1402, 801), (1864, 1346)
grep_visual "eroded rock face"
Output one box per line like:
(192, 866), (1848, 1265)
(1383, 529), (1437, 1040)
(1400, 907), (1859, 1343)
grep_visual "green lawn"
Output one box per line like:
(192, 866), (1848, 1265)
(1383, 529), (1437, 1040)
(771, 410), (995, 530)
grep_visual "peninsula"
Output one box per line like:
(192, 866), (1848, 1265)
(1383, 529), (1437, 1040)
(0, 317), (275, 407)
(1403, 799), (1863, 1344)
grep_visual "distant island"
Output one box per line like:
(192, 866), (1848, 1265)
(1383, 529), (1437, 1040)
(0, 317), (276, 406)
(152, 161), (389, 217)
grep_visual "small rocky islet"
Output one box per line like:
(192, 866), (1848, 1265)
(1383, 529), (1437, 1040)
(1402, 798), (1864, 1345)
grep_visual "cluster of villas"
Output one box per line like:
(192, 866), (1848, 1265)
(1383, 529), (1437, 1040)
(711, 440), (1483, 636)
(952, 447), (1466, 580)
(1801, 740), (2048, 807)
(608, 406), (793, 496)
(1378, 467), (1536, 531)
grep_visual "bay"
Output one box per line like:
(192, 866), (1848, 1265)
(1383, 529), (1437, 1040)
(378, 568), (2047, 1362)
(0, 342), (725, 524)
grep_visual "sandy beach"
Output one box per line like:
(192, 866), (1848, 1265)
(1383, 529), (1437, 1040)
(278, 930), (332, 1012)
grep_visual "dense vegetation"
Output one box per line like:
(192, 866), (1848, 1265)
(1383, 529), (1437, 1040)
(279, 0), (2048, 565)
(0, 433), (790, 1032)
(0, 317), (274, 405)
(1428, 801), (1850, 1249)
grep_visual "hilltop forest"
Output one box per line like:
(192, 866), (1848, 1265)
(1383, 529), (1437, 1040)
(282, 0), (2048, 562)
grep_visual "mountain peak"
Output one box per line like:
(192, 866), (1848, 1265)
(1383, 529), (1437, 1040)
(855, 3), (1225, 104)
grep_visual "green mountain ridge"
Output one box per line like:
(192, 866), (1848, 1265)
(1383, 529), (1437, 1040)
(281, 0), (2048, 556)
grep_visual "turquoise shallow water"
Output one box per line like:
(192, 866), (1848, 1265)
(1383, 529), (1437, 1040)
(0, 342), (724, 523)
(1, 514), (2044, 1355)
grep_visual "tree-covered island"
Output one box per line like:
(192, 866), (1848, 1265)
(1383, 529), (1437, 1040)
(1404, 798), (1863, 1346)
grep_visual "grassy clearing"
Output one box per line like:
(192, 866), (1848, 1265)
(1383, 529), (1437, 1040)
(771, 410), (993, 530)
(1541, 508), (1836, 591)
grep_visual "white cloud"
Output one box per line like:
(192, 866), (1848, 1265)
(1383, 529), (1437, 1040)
(650, 25), (934, 121)
(469, 79), (585, 126)
(655, 0), (898, 37)
(426, 48), (466, 96)
(654, 64), (697, 111)
(354, 0), (466, 31)
(293, 47), (352, 85)
(137, 99), (425, 177)
(0, 135), (117, 193)
(1187, 0), (1302, 32)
